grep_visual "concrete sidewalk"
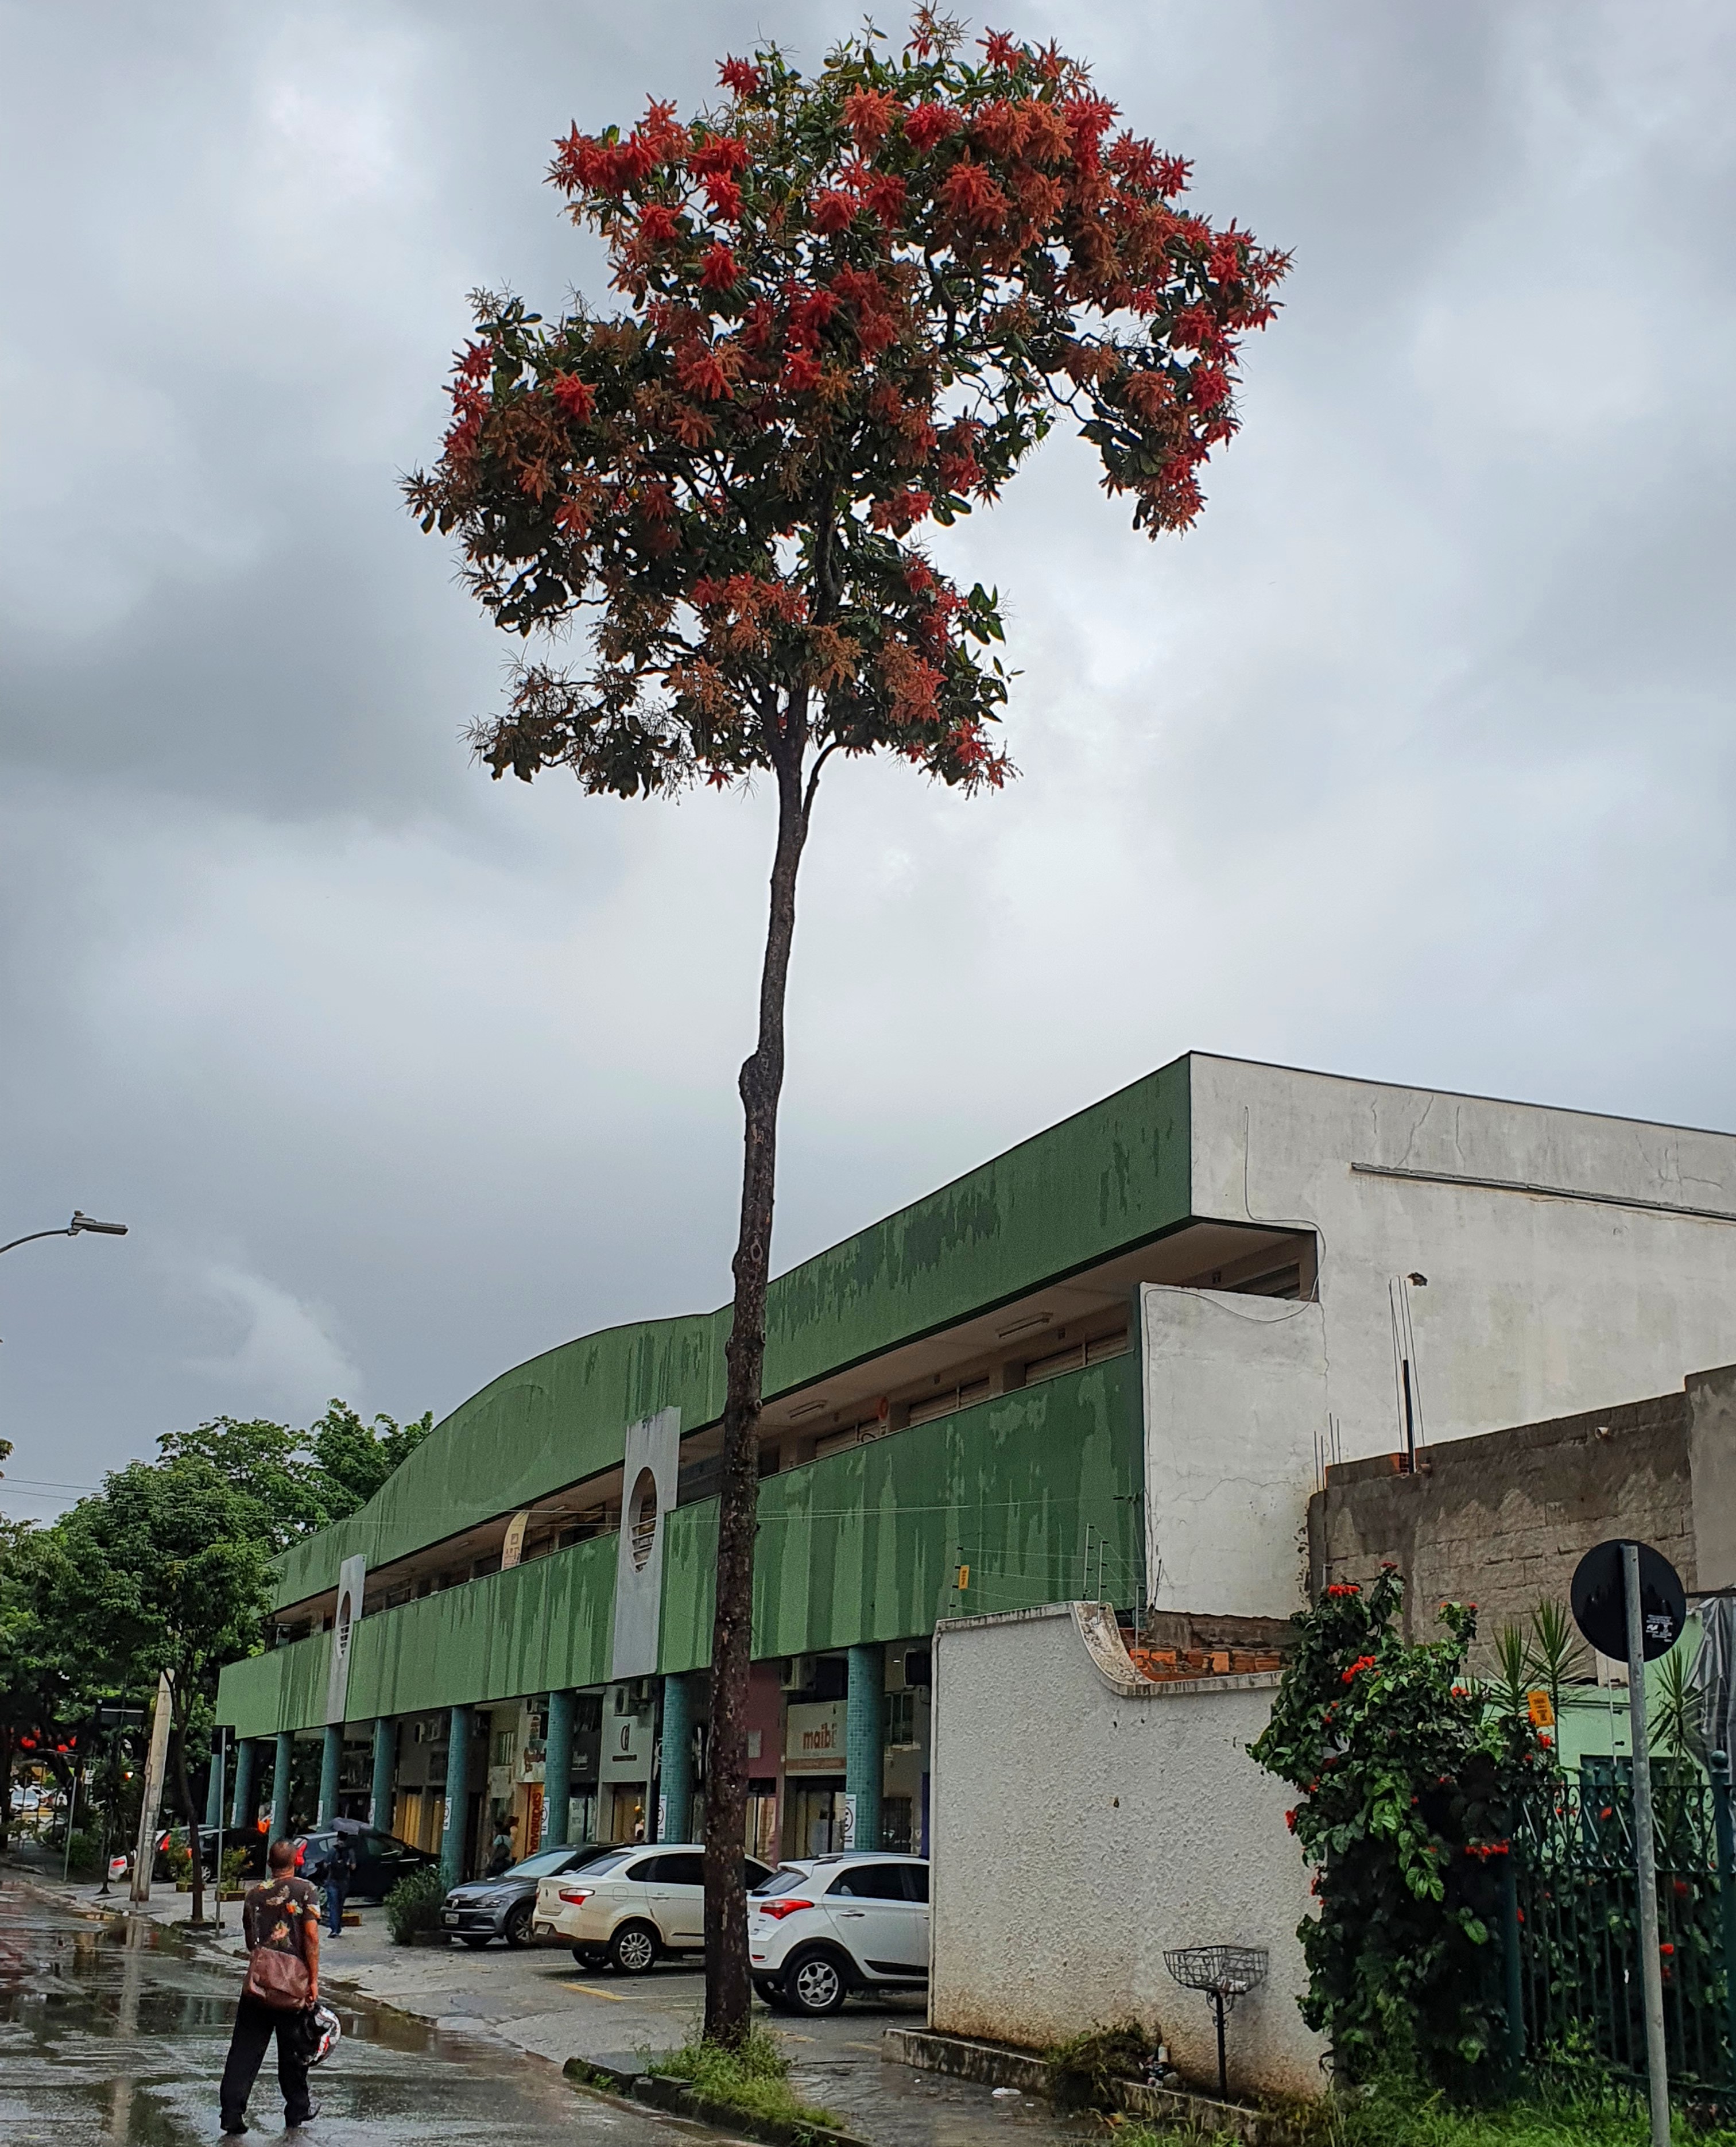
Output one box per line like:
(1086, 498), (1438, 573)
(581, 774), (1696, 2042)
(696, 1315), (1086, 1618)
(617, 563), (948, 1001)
(10, 1854), (1103, 2147)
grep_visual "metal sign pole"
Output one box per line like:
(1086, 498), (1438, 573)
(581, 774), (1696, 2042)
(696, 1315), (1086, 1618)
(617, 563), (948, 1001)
(1625, 1541), (1671, 2147)
(214, 1728), (227, 1933)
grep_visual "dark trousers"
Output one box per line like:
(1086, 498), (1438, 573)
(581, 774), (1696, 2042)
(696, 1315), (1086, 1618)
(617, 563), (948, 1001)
(220, 1992), (313, 2131)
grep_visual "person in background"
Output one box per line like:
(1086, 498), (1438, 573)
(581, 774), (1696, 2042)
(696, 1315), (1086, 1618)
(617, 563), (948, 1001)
(486, 1818), (516, 1877)
(220, 1839), (320, 2135)
(320, 1829), (355, 1939)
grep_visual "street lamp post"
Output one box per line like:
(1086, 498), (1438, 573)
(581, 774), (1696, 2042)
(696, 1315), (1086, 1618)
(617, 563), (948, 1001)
(0, 1212), (129, 1258)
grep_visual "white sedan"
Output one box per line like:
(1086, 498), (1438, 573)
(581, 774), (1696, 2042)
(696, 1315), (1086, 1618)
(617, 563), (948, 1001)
(748, 1854), (929, 2015)
(533, 1844), (774, 1974)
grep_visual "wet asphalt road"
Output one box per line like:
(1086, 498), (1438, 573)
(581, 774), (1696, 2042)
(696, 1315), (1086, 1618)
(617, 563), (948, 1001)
(0, 1882), (692, 2146)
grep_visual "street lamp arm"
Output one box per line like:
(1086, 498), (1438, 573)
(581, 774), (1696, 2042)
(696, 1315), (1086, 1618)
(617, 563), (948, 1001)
(0, 1226), (77, 1259)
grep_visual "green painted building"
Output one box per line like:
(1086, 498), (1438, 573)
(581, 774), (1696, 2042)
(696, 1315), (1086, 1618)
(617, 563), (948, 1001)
(214, 1053), (1313, 1881)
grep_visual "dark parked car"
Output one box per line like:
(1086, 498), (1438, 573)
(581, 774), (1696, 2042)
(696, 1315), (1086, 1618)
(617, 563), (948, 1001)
(441, 1842), (620, 1949)
(292, 1818), (438, 1901)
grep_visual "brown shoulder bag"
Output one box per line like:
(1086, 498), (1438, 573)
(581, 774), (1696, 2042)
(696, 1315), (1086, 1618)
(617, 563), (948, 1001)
(243, 1938), (311, 2010)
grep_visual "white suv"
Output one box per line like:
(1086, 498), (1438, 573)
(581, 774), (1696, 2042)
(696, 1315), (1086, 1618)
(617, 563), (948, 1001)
(532, 1845), (774, 1974)
(748, 1854), (930, 2015)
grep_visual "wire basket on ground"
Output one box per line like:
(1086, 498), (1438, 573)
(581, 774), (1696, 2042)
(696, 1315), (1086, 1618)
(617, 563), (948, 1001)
(1164, 1945), (1269, 1998)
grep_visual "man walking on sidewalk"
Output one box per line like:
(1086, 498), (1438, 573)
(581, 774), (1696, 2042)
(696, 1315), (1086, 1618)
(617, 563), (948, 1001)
(220, 1839), (320, 2134)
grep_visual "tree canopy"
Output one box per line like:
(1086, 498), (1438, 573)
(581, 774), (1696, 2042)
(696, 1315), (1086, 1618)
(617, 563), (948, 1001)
(407, 11), (1285, 804)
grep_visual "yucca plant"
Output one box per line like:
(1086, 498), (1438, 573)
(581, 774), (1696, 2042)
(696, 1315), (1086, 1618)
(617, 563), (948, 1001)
(1528, 1598), (1586, 1727)
(1491, 1622), (1533, 1725)
(1650, 1631), (1707, 1770)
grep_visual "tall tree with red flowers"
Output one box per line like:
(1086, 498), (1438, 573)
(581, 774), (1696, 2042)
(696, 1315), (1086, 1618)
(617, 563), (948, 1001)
(408, 9), (1285, 2043)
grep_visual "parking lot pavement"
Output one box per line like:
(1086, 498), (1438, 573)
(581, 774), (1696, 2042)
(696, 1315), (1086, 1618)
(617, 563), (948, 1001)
(22, 1869), (1099, 2147)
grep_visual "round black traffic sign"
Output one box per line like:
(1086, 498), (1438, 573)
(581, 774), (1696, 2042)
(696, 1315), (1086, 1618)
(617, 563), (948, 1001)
(1570, 1539), (1687, 1664)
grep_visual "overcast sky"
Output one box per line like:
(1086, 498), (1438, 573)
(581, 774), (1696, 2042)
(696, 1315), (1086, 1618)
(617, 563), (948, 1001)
(2, 1), (1733, 1516)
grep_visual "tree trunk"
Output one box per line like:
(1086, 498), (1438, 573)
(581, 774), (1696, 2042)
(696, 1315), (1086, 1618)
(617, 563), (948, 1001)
(168, 1694), (206, 1925)
(703, 738), (812, 2045)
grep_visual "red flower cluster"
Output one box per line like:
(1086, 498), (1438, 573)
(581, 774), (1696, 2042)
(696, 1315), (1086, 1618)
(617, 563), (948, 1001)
(1324, 1583), (1360, 1599)
(1341, 1655), (1378, 1684)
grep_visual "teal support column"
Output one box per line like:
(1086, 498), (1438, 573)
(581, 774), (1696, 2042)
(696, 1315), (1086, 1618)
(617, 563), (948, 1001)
(369, 1719), (396, 1831)
(204, 1747), (224, 1830)
(846, 1645), (884, 1852)
(231, 1739), (257, 1833)
(661, 1674), (694, 1844)
(543, 1691), (575, 1847)
(440, 1704), (474, 1890)
(317, 1724), (342, 1827)
(270, 1732), (293, 1842)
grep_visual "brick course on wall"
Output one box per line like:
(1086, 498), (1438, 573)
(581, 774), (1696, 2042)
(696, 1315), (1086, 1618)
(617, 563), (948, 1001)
(1307, 1388), (1695, 1663)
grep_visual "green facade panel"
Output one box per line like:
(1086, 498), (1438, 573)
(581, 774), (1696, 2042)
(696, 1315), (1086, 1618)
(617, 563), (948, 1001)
(220, 1359), (1141, 1737)
(759, 1062), (1189, 1396)
(271, 1313), (722, 1608)
(262, 1056), (1185, 1615)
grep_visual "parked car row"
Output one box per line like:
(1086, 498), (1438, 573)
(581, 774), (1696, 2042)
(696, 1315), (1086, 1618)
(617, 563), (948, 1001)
(437, 1841), (935, 2014)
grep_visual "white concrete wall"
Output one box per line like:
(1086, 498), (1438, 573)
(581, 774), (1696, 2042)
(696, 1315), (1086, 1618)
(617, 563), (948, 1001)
(1142, 1287), (1327, 1620)
(930, 1602), (1323, 2102)
(1190, 1055), (1736, 1464)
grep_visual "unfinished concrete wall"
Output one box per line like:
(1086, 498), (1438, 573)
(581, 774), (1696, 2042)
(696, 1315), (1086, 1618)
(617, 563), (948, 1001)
(1688, 1365), (1736, 1592)
(1142, 1284), (1326, 1621)
(930, 1602), (1324, 2102)
(1308, 1387), (1695, 1659)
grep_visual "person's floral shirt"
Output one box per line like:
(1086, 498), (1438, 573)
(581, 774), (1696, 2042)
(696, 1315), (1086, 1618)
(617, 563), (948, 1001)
(243, 1875), (319, 1955)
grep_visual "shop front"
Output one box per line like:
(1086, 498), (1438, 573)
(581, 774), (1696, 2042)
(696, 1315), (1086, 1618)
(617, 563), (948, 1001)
(784, 1697), (846, 1856)
(600, 1681), (654, 1843)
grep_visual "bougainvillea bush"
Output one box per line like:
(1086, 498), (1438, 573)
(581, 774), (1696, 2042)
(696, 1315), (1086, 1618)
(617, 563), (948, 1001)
(1250, 1568), (1545, 2091)
(408, 8), (1285, 2042)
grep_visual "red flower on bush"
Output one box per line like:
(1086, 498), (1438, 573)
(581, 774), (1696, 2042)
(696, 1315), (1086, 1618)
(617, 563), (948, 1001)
(699, 243), (739, 291)
(1342, 1654), (1377, 1684)
(1324, 1583), (1360, 1598)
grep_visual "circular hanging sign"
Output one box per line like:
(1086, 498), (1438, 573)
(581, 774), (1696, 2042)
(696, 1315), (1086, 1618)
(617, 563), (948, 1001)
(1570, 1538), (1687, 1664)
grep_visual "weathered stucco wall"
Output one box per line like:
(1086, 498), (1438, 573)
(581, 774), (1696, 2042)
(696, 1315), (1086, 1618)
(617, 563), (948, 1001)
(930, 1603), (1323, 2102)
(1188, 1056), (1736, 1471)
(1142, 1285), (1326, 1620)
(1308, 1387), (1695, 1662)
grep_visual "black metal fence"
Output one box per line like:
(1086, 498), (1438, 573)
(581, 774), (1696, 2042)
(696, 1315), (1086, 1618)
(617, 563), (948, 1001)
(1510, 1751), (1736, 2096)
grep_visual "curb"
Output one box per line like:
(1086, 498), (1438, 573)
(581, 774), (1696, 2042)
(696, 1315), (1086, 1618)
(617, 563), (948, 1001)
(564, 2056), (872, 2147)
(881, 2026), (1285, 2146)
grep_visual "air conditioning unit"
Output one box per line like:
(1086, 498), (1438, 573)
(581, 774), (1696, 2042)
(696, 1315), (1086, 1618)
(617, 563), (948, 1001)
(631, 1677), (656, 1711)
(780, 1654), (817, 1693)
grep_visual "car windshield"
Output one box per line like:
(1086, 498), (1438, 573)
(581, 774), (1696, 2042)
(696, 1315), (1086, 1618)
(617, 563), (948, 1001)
(505, 1849), (582, 1879)
(753, 1864), (813, 1897)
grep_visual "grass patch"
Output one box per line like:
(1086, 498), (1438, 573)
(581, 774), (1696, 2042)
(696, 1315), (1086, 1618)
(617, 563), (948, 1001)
(1044, 2020), (1153, 2109)
(1114, 2078), (1736, 2146)
(650, 2028), (847, 2136)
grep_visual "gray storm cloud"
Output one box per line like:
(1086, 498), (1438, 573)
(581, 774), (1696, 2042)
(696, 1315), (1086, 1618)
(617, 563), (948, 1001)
(1, 0), (1732, 1508)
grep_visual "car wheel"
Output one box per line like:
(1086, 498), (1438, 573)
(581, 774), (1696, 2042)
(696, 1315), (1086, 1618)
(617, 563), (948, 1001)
(503, 1901), (535, 1949)
(783, 1948), (850, 2016)
(608, 1921), (660, 1976)
(460, 1933), (492, 1949)
(754, 1978), (792, 2011)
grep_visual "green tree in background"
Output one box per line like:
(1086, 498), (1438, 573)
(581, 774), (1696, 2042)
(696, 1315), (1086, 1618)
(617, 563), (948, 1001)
(158, 1401), (433, 1549)
(51, 1458), (273, 1925)
(1, 1398), (431, 1885)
